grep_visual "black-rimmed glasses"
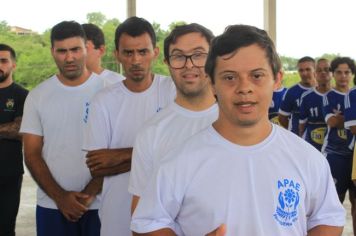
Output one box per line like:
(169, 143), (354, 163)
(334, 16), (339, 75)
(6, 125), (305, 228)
(168, 53), (208, 69)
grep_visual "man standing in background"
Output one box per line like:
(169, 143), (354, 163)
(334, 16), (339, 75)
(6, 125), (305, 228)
(82, 23), (124, 85)
(0, 43), (28, 236)
(279, 56), (316, 134)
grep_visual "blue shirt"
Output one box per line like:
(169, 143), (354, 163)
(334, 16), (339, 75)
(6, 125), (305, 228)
(279, 83), (311, 134)
(344, 87), (356, 150)
(269, 87), (287, 125)
(322, 89), (353, 157)
(299, 89), (327, 151)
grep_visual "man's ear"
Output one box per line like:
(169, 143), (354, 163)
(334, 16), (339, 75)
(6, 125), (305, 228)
(274, 70), (283, 90)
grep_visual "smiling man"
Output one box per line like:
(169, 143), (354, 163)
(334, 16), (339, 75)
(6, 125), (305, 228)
(131, 25), (345, 236)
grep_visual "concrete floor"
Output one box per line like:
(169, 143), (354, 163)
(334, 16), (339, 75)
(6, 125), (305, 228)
(16, 171), (355, 236)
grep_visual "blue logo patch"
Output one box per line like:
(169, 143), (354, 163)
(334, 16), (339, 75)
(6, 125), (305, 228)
(273, 178), (300, 226)
(83, 102), (90, 123)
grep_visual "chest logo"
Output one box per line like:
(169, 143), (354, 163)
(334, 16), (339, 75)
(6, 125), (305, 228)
(6, 99), (15, 110)
(273, 178), (300, 226)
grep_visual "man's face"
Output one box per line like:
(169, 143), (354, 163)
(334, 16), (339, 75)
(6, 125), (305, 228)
(213, 44), (280, 128)
(51, 36), (87, 80)
(333, 63), (353, 88)
(166, 32), (210, 98)
(85, 40), (104, 71)
(316, 60), (331, 86)
(115, 32), (158, 82)
(297, 61), (316, 86)
(0, 51), (16, 83)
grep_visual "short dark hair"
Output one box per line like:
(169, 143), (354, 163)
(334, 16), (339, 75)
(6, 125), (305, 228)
(298, 56), (315, 66)
(205, 24), (281, 83)
(50, 21), (86, 48)
(0, 43), (16, 61)
(330, 57), (356, 74)
(163, 23), (214, 62)
(114, 16), (156, 50)
(82, 23), (105, 49)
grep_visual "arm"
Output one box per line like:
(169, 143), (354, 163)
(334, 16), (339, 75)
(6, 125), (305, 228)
(299, 122), (306, 137)
(278, 114), (289, 129)
(326, 114), (344, 129)
(23, 133), (89, 221)
(307, 225), (343, 236)
(131, 195), (140, 215)
(0, 116), (22, 140)
(349, 126), (356, 135)
(80, 177), (103, 207)
(86, 148), (132, 177)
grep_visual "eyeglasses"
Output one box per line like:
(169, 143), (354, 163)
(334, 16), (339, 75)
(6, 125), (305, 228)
(316, 67), (330, 73)
(168, 53), (208, 69)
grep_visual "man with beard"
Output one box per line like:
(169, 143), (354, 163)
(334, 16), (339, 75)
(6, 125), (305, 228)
(0, 44), (28, 236)
(129, 23), (217, 214)
(20, 21), (103, 236)
(82, 17), (175, 236)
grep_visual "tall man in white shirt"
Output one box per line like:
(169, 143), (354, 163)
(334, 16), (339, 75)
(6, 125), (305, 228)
(131, 25), (345, 236)
(20, 21), (102, 236)
(82, 23), (124, 85)
(82, 17), (175, 236)
(129, 23), (218, 213)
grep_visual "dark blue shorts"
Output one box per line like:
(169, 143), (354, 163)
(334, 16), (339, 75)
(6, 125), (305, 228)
(326, 153), (356, 199)
(36, 205), (100, 236)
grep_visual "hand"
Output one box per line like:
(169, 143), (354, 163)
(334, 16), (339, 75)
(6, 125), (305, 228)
(86, 148), (131, 171)
(206, 224), (226, 236)
(55, 191), (89, 222)
(78, 194), (96, 208)
(90, 161), (131, 177)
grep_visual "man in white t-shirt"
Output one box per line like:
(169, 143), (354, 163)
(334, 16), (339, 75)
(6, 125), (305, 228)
(82, 17), (175, 236)
(129, 23), (218, 213)
(82, 23), (125, 86)
(20, 21), (102, 236)
(131, 25), (345, 236)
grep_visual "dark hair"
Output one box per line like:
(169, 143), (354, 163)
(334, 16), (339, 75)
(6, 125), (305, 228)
(114, 16), (156, 50)
(163, 23), (214, 62)
(330, 56), (356, 74)
(316, 58), (329, 64)
(82, 23), (105, 49)
(205, 24), (281, 83)
(298, 56), (315, 65)
(50, 21), (86, 48)
(0, 43), (16, 61)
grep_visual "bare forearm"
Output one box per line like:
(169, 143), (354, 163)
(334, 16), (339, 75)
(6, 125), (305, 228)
(327, 116), (344, 129)
(278, 115), (289, 129)
(299, 123), (306, 137)
(0, 117), (22, 140)
(307, 225), (343, 236)
(82, 177), (103, 196)
(25, 153), (65, 202)
(90, 161), (131, 177)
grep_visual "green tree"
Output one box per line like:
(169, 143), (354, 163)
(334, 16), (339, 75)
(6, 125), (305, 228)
(86, 12), (107, 27)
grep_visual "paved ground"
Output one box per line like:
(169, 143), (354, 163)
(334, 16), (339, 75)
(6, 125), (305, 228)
(16, 171), (355, 236)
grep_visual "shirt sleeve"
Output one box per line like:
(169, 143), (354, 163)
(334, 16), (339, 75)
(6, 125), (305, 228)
(322, 93), (335, 123)
(306, 156), (346, 230)
(82, 94), (111, 151)
(14, 86), (29, 118)
(19, 91), (43, 136)
(344, 90), (356, 129)
(131, 160), (183, 235)
(129, 128), (155, 196)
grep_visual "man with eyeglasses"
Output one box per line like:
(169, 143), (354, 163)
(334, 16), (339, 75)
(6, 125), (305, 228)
(278, 56), (316, 134)
(324, 57), (356, 234)
(129, 23), (217, 215)
(299, 58), (332, 151)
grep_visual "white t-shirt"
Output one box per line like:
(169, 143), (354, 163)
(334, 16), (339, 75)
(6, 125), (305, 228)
(20, 74), (105, 209)
(82, 74), (175, 236)
(129, 102), (218, 197)
(99, 69), (125, 87)
(131, 125), (345, 236)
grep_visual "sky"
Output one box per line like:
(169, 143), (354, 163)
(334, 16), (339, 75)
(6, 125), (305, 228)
(2, 0), (355, 59)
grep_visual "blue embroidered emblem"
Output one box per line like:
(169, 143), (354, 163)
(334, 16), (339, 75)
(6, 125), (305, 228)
(273, 178), (300, 226)
(83, 102), (90, 123)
